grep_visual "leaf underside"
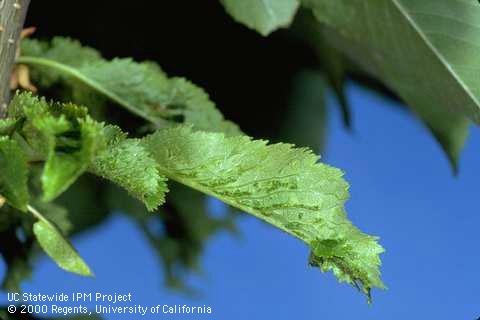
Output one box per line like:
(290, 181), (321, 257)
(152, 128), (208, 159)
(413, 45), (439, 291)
(19, 37), (240, 135)
(142, 126), (385, 300)
(9, 29), (390, 299)
(33, 219), (92, 276)
(302, 0), (480, 171)
(221, 0), (300, 36)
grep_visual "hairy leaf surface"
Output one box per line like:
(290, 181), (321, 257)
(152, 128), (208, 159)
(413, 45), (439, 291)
(0, 119), (19, 136)
(302, 0), (479, 171)
(8, 93), (167, 211)
(9, 93), (104, 201)
(142, 126), (384, 299)
(221, 0), (300, 36)
(91, 126), (168, 211)
(19, 38), (240, 135)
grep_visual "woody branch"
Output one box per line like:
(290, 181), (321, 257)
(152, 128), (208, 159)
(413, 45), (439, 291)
(0, 0), (30, 118)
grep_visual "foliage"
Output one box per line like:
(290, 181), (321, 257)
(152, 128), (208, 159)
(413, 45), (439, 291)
(18, 37), (240, 135)
(145, 125), (384, 296)
(0, 137), (29, 211)
(224, 0), (480, 172)
(0, 89), (383, 300)
(3, 0), (478, 308)
(220, 0), (300, 36)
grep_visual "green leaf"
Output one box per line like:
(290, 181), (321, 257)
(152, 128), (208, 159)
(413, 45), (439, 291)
(9, 92), (105, 200)
(30, 206), (93, 276)
(416, 105), (469, 174)
(220, 0), (300, 36)
(0, 118), (19, 136)
(91, 126), (168, 211)
(8, 92), (166, 211)
(41, 117), (104, 201)
(301, 0), (478, 171)
(19, 37), (240, 135)
(0, 137), (29, 211)
(142, 126), (384, 300)
(20, 37), (101, 88)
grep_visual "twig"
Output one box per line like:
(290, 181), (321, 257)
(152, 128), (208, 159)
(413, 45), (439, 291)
(0, 0), (30, 117)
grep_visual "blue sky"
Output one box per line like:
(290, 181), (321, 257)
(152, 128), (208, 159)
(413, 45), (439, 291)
(1, 84), (479, 319)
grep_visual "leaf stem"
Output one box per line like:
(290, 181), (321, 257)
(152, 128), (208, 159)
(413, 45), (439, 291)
(26, 204), (48, 223)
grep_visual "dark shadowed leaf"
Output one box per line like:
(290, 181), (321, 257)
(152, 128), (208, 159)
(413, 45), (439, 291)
(281, 70), (328, 153)
(0, 138), (29, 211)
(302, 0), (479, 171)
(19, 38), (240, 135)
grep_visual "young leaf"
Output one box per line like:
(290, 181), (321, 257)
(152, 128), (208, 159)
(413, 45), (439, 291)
(220, 0), (300, 36)
(0, 137), (29, 211)
(41, 117), (104, 201)
(142, 126), (384, 300)
(19, 38), (240, 135)
(9, 93), (105, 200)
(29, 206), (93, 276)
(0, 118), (19, 136)
(8, 92), (167, 211)
(90, 126), (168, 211)
(301, 0), (478, 171)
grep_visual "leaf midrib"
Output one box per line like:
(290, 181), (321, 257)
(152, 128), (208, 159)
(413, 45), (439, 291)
(391, 0), (480, 121)
(16, 56), (170, 126)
